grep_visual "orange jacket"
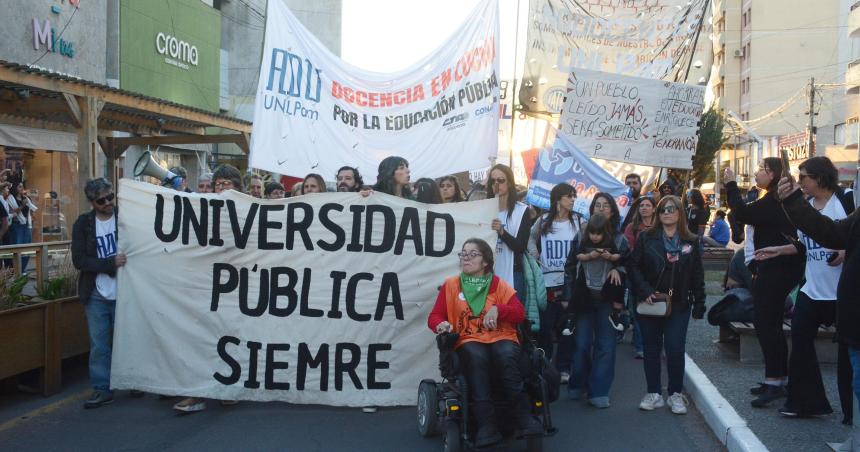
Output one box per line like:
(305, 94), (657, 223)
(427, 275), (524, 349)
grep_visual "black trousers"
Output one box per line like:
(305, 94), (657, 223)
(457, 340), (524, 404)
(785, 292), (834, 414)
(752, 259), (803, 379)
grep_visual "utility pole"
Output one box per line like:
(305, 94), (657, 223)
(807, 77), (816, 157)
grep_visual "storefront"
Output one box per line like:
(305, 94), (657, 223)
(0, 0), (107, 241)
(118, 0), (223, 184)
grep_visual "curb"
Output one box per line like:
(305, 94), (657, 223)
(684, 354), (769, 452)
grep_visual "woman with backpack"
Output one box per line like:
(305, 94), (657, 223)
(629, 195), (706, 415)
(528, 183), (584, 383)
(754, 156), (853, 418)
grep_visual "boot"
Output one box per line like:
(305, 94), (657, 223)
(513, 393), (544, 438)
(472, 401), (502, 447)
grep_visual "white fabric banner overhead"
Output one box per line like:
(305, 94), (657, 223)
(249, 0), (500, 180)
(519, 0), (708, 115)
(111, 180), (497, 406)
(557, 69), (705, 169)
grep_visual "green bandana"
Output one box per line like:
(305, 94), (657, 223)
(460, 273), (493, 316)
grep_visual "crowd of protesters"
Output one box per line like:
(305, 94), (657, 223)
(63, 152), (859, 449)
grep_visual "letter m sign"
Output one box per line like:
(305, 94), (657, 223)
(33, 18), (52, 51)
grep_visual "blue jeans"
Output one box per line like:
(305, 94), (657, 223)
(84, 292), (116, 392)
(570, 302), (617, 400)
(9, 223), (29, 270)
(626, 288), (643, 354)
(638, 306), (691, 394)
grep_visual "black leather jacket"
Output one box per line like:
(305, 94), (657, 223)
(628, 229), (706, 312)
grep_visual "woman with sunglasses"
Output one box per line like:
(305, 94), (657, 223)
(487, 164), (531, 292)
(427, 238), (542, 447)
(754, 157), (853, 418)
(628, 196), (706, 414)
(724, 159), (805, 408)
(528, 183), (583, 383)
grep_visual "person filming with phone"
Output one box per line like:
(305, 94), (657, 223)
(724, 158), (804, 408)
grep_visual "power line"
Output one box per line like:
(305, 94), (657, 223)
(29, 6), (79, 66)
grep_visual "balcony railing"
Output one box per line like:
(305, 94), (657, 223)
(851, 2), (860, 38)
(848, 60), (860, 94)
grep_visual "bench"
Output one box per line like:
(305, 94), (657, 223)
(702, 247), (734, 271)
(720, 321), (838, 364)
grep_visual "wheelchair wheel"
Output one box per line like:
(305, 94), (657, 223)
(417, 379), (440, 437)
(526, 435), (543, 452)
(443, 420), (462, 452)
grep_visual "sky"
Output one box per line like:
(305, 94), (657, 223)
(341, 0), (527, 80)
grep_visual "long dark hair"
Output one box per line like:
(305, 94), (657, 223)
(761, 157), (785, 193)
(798, 156), (840, 193)
(589, 192), (621, 232)
(686, 188), (706, 210)
(462, 238), (495, 274)
(414, 178), (443, 204)
(541, 183), (577, 236)
(437, 175), (464, 202)
(629, 196), (656, 231)
(373, 156), (412, 199)
(486, 163), (517, 218)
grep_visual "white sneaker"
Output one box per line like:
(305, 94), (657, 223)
(639, 393), (664, 411)
(667, 392), (688, 414)
(362, 406), (377, 413)
(560, 372), (570, 385)
(173, 397), (206, 413)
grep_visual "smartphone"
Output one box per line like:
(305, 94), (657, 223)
(826, 252), (839, 264)
(780, 149), (793, 187)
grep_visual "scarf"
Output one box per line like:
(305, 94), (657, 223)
(662, 231), (682, 262)
(460, 273), (493, 316)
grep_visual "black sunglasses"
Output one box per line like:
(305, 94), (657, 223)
(94, 193), (115, 206)
(659, 205), (678, 214)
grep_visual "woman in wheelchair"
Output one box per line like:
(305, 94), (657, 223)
(427, 238), (544, 447)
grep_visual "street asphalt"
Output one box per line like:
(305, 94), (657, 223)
(0, 343), (723, 451)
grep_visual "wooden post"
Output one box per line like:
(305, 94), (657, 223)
(76, 96), (104, 214)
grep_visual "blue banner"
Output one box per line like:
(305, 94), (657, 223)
(526, 134), (632, 220)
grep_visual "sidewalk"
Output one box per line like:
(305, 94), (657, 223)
(685, 290), (852, 452)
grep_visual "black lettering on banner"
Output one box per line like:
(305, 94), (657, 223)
(182, 197), (208, 246)
(244, 340), (263, 388)
(346, 273), (373, 321)
(258, 204), (285, 250)
(208, 198), (225, 246)
(227, 200), (258, 249)
(375, 273), (404, 320)
(242, 266), (269, 317)
(269, 267), (298, 317)
(335, 343), (363, 390)
(367, 343), (392, 389)
(299, 267), (323, 317)
(393, 207), (423, 255)
(213, 335), (241, 385)
(346, 205), (365, 252)
(328, 271), (346, 319)
(154, 194), (181, 242)
(265, 343), (291, 390)
(363, 205), (395, 253)
(425, 211), (455, 257)
(287, 203), (314, 250)
(317, 203), (345, 251)
(211, 263), (238, 311)
(297, 343), (330, 391)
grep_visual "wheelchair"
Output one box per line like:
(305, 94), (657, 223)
(416, 325), (559, 452)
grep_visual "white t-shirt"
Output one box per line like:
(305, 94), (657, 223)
(537, 214), (579, 287)
(799, 195), (847, 300)
(495, 202), (528, 287)
(95, 215), (118, 300)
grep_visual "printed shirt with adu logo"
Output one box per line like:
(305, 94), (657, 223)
(95, 215), (118, 300)
(799, 195), (847, 301)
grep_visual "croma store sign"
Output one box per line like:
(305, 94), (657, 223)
(155, 32), (198, 70)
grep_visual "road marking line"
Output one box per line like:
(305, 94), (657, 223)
(0, 389), (89, 434)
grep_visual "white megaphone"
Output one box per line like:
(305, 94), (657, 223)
(133, 150), (182, 189)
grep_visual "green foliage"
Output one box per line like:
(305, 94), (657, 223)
(36, 276), (68, 301)
(693, 109), (728, 185)
(0, 269), (32, 311)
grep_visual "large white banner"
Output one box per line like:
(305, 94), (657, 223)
(558, 69), (705, 169)
(519, 0), (708, 115)
(249, 0), (500, 180)
(111, 180), (498, 406)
